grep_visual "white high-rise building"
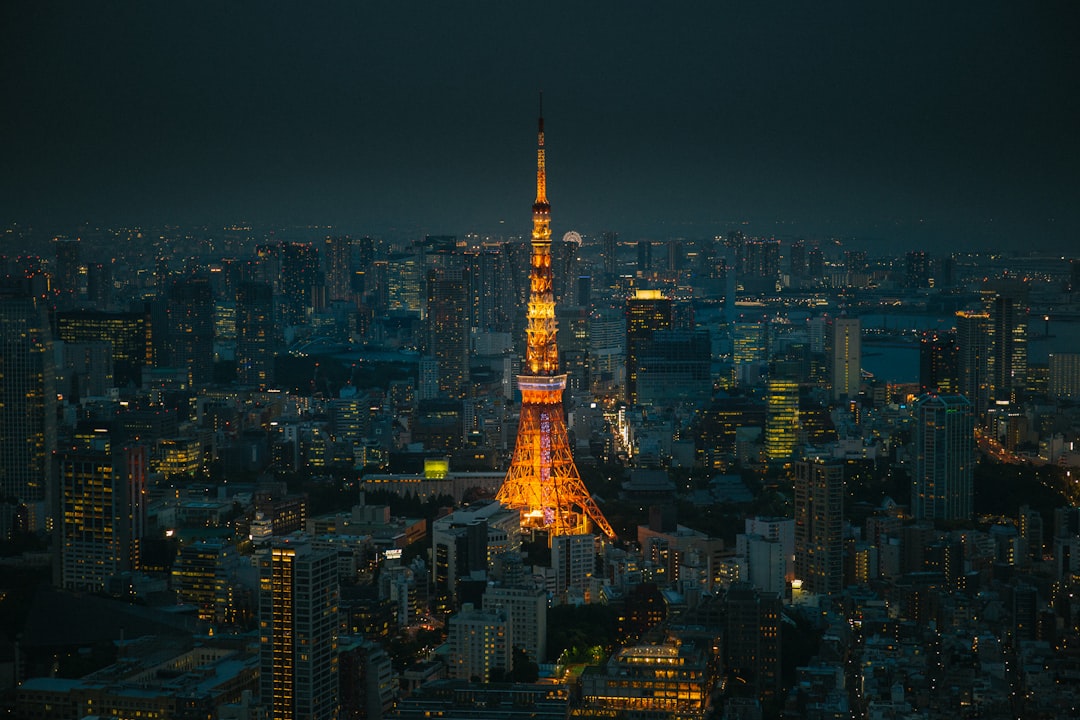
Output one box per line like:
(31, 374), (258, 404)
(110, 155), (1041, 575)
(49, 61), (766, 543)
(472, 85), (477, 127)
(483, 584), (547, 663)
(552, 533), (597, 603)
(447, 603), (512, 681)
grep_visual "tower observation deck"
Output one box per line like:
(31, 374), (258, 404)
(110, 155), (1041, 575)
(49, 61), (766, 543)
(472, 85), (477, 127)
(496, 99), (616, 541)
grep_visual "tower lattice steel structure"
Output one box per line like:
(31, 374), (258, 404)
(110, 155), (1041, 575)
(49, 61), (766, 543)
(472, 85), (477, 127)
(496, 100), (616, 541)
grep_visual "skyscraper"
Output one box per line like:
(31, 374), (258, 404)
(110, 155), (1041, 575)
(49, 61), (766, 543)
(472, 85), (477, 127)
(983, 281), (1029, 405)
(919, 331), (959, 395)
(260, 537), (340, 720)
(167, 276), (214, 387)
(1049, 352), (1080, 401)
(955, 310), (990, 416)
(496, 103), (615, 541)
(0, 290), (57, 531)
(57, 431), (145, 592)
(56, 310), (152, 388)
(911, 394), (974, 521)
(236, 281), (276, 388)
(625, 289), (673, 406)
(794, 458), (844, 595)
(425, 266), (470, 399)
(830, 317), (861, 401)
(52, 237), (82, 307)
(765, 377), (799, 461)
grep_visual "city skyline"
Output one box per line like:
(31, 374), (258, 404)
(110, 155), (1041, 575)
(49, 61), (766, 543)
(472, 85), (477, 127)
(2, 2), (1078, 252)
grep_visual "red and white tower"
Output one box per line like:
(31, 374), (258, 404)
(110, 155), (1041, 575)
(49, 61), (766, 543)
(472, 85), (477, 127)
(496, 99), (616, 541)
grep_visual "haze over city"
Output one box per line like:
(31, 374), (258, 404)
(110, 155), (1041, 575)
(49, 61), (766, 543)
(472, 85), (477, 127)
(2, 2), (1078, 251)
(4, 4), (1080, 720)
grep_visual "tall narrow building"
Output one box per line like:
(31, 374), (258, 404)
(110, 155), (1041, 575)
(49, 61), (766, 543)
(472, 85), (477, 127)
(794, 459), (844, 595)
(625, 289), (673, 405)
(830, 317), (861, 401)
(911, 394), (974, 521)
(496, 102), (615, 541)
(0, 290), (57, 531)
(259, 537), (340, 720)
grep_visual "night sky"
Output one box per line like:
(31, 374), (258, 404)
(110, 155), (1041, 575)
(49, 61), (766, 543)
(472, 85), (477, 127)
(2, 2), (1078, 252)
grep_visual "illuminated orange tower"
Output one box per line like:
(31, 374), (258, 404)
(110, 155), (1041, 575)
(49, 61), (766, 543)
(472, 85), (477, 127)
(496, 98), (616, 541)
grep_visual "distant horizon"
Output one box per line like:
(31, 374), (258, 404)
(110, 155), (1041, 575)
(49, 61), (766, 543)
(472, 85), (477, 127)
(2, 3), (1076, 257)
(3, 215), (1074, 259)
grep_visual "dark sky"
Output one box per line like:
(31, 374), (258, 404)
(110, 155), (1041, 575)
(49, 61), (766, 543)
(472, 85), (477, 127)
(2, 2), (1078, 252)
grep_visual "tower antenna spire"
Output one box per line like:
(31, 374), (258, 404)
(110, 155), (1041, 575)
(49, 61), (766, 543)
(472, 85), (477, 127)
(497, 100), (616, 542)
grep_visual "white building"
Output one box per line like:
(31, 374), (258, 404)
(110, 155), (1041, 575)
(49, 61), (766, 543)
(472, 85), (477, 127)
(447, 603), (512, 681)
(483, 583), (547, 663)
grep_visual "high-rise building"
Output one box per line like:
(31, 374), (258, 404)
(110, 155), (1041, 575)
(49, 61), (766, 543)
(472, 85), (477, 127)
(733, 321), (768, 385)
(425, 267), (470, 399)
(765, 377), (799, 461)
(830, 317), (861, 401)
(259, 537), (339, 720)
(919, 331), (959, 395)
(911, 394), (974, 521)
(625, 289), (673, 406)
(632, 329), (712, 407)
(0, 291), (57, 530)
(483, 583), (547, 663)
(794, 459), (844, 595)
(324, 235), (355, 302)
(496, 103), (615, 541)
(724, 582), (782, 700)
(637, 239), (652, 273)
(601, 231), (618, 281)
(447, 603), (512, 682)
(956, 310), (990, 416)
(57, 432), (145, 592)
(982, 281), (1029, 405)
(279, 242), (320, 326)
(168, 276), (214, 387)
(905, 250), (930, 288)
(789, 240), (807, 280)
(86, 261), (112, 308)
(56, 310), (152, 388)
(236, 281), (276, 388)
(52, 237), (82, 307)
(552, 532), (597, 603)
(1049, 352), (1080, 401)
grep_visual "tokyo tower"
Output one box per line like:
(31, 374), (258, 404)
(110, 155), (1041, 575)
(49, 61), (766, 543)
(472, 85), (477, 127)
(496, 98), (616, 541)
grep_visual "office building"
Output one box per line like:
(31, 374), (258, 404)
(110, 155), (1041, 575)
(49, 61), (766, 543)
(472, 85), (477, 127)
(794, 459), (844, 595)
(0, 291), (57, 530)
(724, 582), (782, 701)
(483, 583), (547, 663)
(633, 329), (712, 407)
(579, 639), (710, 718)
(983, 281), (1029, 405)
(56, 310), (152, 388)
(236, 281), (275, 388)
(911, 394), (975, 521)
(446, 603), (512, 682)
(57, 432), (146, 592)
(259, 537), (340, 720)
(919, 331), (959, 395)
(625, 289), (673, 406)
(1049, 352), (1080, 401)
(425, 266), (470, 399)
(956, 310), (990, 416)
(830, 317), (861, 401)
(765, 377), (799, 461)
(168, 276), (214, 387)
